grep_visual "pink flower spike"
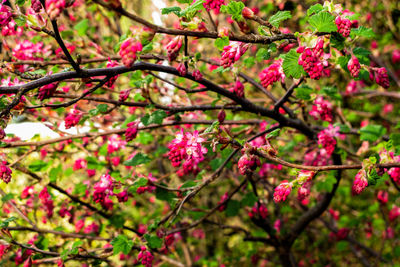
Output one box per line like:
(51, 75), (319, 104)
(352, 169), (368, 195)
(273, 181), (292, 203)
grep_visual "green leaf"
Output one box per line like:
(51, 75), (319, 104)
(49, 165), (62, 183)
(256, 48), (270, 61)
(353, 47), (371, 65)
(14, 16), (26, 27)
(204, 121), (219, 134)
(124, 153), (151, 166)
(74, 19), (90, 37)
(337, 55), (350, 71)
(28, 160), (48, 172)
(244, 57), (256, 68)
(155, 187), (176, 205)
(220, 1), (245, 21)
(268, 11), (292, 28)
(109, 214), (125, 228)
(330, 32), (345, 50)
(225, 200), (241, 217)
(241, 192), (257, 207)
(180, 180), (199, 189)
(350, 26), (375, 39)
(16, 0), (26, 5)
(266, 128), (280, 138)
(73, 183), (87, 195)
(141, 110), (167, 126)
(111, 235), (134, 255)
(96, 104), (109, 113)
(360, 125), (387, 142)
(161, 6), (182, 15)
(307, 4), (323, 16)
(295, 85), (313, 100)
(282, 49), (304, 79)
(179, 0), (205, 19)
(144, 234), (163, 249)
(128, 177), (148, 193)
(334, 123), (351, 133)
(0, 216), (17, 228)
(214, 37), (230, 51)
(308, 11), (338, 32)
(322, 86), (342, 101)
(210, 158), (224, 171)
(1, 193), (14, 203)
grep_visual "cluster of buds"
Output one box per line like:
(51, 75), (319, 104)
(248, 203), (268, 219)
(309, 96), (333, 122)
(37, 83), (58, 101)
(0, 161), (12, 184)
(347, 56), (361, 77)
(125, 121), (138, 141)
(377, 190), (388, 205)
(273, 181), (292, 203)
(231, 79), (244, 98)
(39, 187), (54, 218)
(192, 69), (203, 81)
(93, 173), (115, 203)
(220, 42), (249, 68)
(45, 0), (66, 20)
(64, 109), (82, 129)
(137, 247), (154, 267)
(203, 0), (225, 13)
(0, 2), (12, 26)
(31, 0), (42, 12)
(242, 7), (255, 19)
(297, 38), (329, 80)
(259, 59), (285, 88)
(352, 169), (368, 195)
(119, 38), (142, 67)
(238, 143), (260, 175)
(176, 63), (187, 76)
(370, 67), (390, 89)
(119, 89), (131, 102)
(105, 59), (120, 88)
(217, 192), (229, 212)
(335, 16), (352, 37)
(165, 36), (183, 62)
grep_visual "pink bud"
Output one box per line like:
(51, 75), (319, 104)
(242, 7), (254, 19)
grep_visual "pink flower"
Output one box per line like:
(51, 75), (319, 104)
(64, 109), (82, 129)
(309, 96), (333, 122)
(298, 38), (329, 80)
(177, 63), (187, 76)
(388, 205), (400, 221)
(75, 219), (85, 233)
(0, 2), (12, 26)
(165, 36), (183, 62)
(297, 180), (312, 203)
(352, 169), (368, 195)
(193, 69), (203, 81)
(377, 190), (388, 204)
(248, 203), (268, 219)
(119, 38), (142, 67)
(92, 173), (114, 203)
(273, 181), (292, 203)
(220, 41), (249, 68)
(31, 0), (42, 12)
(107, 135), (126, 154)
(0, 161), (12, 184)
(119, 89), (131, 102)
(383, 104), (393, 114)
(373, 67), (390, 88)
(203, 0), (225, 13)
(335, 16), (352, 37)
(137, 246), (154, 267)
(105, 59), (119, 88)
(39, 187), (54, 218)
(45, 0), (66, 20)
(73, 159), (87, 170)
(231, 79), (244, 98)
(125, 121), (138, 141)
(217, 192), (229, 212)
(392, 49), (400, 64)
(317, 125), (343, 156)
(242, 7), (254, 19)
(116, 190), (129, 202)
(21, 186), (34, 199)
(348, 56), (361, 77)
(259, 59), (285, 88)
(83, 222), (100, 234)
(237, 153), (260, 175)
(37, 83), (58, 101)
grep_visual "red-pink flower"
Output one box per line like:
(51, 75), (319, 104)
(348, 56), (361, 77)
(83, 222), (100, 234)
(273, 181), (292, 203)
(238, 153), (260, 175)
(0, 161), (12, 184)
(203, 0), (225, 13)
(352, 169), (368, 195)
(119, 38), (142, 67)
(220, 41), (249, 68)
(177, 63), (187, 76)
(105, 59), (119, 88)
(259, 59), (285, 88)
(165, 36), (183, 62)
(232, 79), (244, 98)
(373, 67), (390, 88)
(193, 69), (203, 81)
(116, 190), (128, 202)
(298, 38), (329, 80)
(317, 125), (343, 156)
(39, 187), (54, 218)
(31, 0), (43, 12)
(73, 158), (87, 171)
(92, 173), (115, 203)
(392, 49), (400, 64)
(377, 190), (388, 205)
(388, 205), (400, 221)
(248, 203), (268, 219)
(297, 180), (312, 203)
(0, 2), (12, 26)
(335, 16), (352, 37)
(64, 109), (82, 129)
(217, 192), (229, 212)
(137, 246), (154, 267)
(309, 96), (333, 122)
(119, 89), (131, 102)
(37, 82), (58, 101)
(45, 0), (66, 20)
(125, 121), (138, 141)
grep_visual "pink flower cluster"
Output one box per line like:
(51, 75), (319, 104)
(105, 59), (119, 88)
(119, 89), (131, 102)
(231, 79), (244, 98)
(389, 205), (400, 221)
(347, 56), (361, 77)
(0, 2), (12, 26)
(93, 173), (115, 208)
(39, 187), (54, 218)
(176, 63), (187, 76)
(392, 49), (400, 64)
(0, 161), (12, 184)
(45, 0), (66, 20)
(317, 125), (343, 156)
(273, 181), (292, 203)
(352, 169), (368, 195)
(371, 67), (390, 89)
(64, 109), (82, 129)
(37, 83), (58, 101)
(217, 192), (229, 212)
(203, 0), (225, 13)
(125, 121), (138, 141)
(167, 129), (207, 175)
(248, 203), (268, 219)
(192, 69), (203, 81)
(259, 59), (285, 88)
(220, 42), (249, 68)
(309, 96), (333, 122)
(12, 41), (52, 72)
(165, 36), (183, 62)
(388, 155), (400, 184)
(137, 247), (154, 267)
(107, 135), (126, 154)
(238, 153), (260, 175)
(335, 16), (352, 37)
(258, 163), (282, 177)
(297, 180), (312, 203)
(31, 0), (42, 12)
(297, 38), (329, 80)
(377, 190), (388, 205)
(73, 158), (87, 171)
(119, 38), (142, 67)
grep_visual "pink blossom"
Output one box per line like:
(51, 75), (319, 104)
(377, 190), (388, 204)
(248, 203), (268, 219)
(309, 96), (333, 122)
(392, 49), (400, 64)
(317, 125), (343, 156)
(0, 161), (12, 184)
(119, 38), (142, 67)
(125, 121), (138, 141)
(46, 0), (66, 20)
(193, 69), (203, 81)
(231, 79), (244, 98)
(259, 59), (285, 88)
(31, 0), (42, 12)
(242, 7), (254, 19)
(75, 219), (85, 233)
(348, 56), (361, 77)
(119, 89), (131, 102)
(21, 186), (34, 199)
(335, 16), (352, 37)
(37, 83), (58, 101)
(352, 169), (368, 195)
(137, 246), (154, 267)
(92, 173), (114, 203)
(116, 190), (129, 202)
(220, 41), (249, 68)
(177, 63), (187, 76)
(304, 149), (332, 166)
(297, 180), (312, 203)
(388, 155), (400, 184)
(217, 192), (229, 212)
(373, 67), (390, 88)
(105, 59), (119, 88)
(273, 181), (292, 203)
(0, 2), (12, 26)
(73, 159), (87, 170)
(165, 36), (183, 62)
(203, 0), (225, 13)
(388, 205), (400, 221)
(0, 127), (5, 140)
(383, 104), (393, 114)
(64, 109), (82, 129)
(39, 187), (54, 218)
(237, 153), (260, 175)
(298, 38), (330, 80)
(107, 135), (126, 154)
(83, 222), (100, 234)
(258, 163), (282, 177)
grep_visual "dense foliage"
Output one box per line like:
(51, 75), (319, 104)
(0, 0), (399, 266)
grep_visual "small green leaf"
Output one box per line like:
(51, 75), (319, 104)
(307, 4), (323, 16)
(308, 11), (338, 32)
(155, 187), (176, 205)
(360, 125), (386, 142)
(14, 16), (27, 27)
(350, 26), (375, 39)
(241, 192), (257, 207)
(28, 160), (48, 172)
(179, 0), (205, 19)
(0, 217), (17, 228)
(161, 6), (182, 15)
(124, 153), (151, 166)
(204, 121), (219, 134)
(74, 19), (90, 37)
(128, 177), (148, 193)
(225, 200), (241, 217)
(214, 37), (230, 51)
(256, 48), (270, 61)
(295, 85), (313, 100)
(266, 128), (280, 138)
(111, 235), (134, 255)
(141, 110), (167, 126)
(144, 234), (163, 249)
(330, 32), (345, 50)
(282, 49), (304, 79)
(220, 1), (245, 21)
(97, 104), (109, 113)
(353, 47), (371, 65)
(268, 11), (292, 28)
(49, 165), (62, 183)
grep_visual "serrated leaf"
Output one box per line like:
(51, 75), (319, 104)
(111, 235), (134, 255)
(307, 4), (323, 16)
(295, 85), (313, 100)
(330, 32), (345, 50)
(220, 1), (245, 21)
(353, 47), (371, 65)
(124, 153), (151, 166)
(14, 16), (26, 27)
(144, 234), (163, 249)
(308, 11), (338, 32)
(0, 216), (17, 228)
(214, 37), (230, 51)
(141, 110), (167, 126)
(282, 49), (304, 79)
(360, 125), (386, 142)
(179, 0), (205, 19)
(350, 26), (375, 39)
(161, 6), (182, 15)
(268, 11), (292, 28)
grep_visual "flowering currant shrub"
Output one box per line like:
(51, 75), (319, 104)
(0, 0), (399, 266)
